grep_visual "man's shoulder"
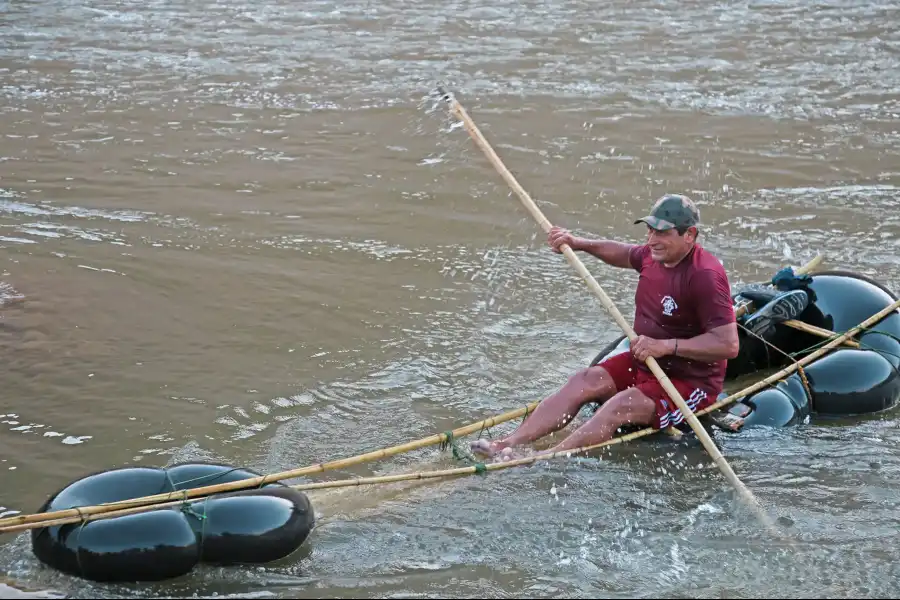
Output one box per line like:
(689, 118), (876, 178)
(691, 245), (729, 276)
(686, 246), (733, 297)
(629, 243), (652, 271)
(687, 246), (736, 324)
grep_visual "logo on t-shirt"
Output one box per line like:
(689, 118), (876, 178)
(661, 295), (678, 316)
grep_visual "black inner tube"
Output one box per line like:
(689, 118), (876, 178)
(30, 462), (316, 583)
(804, 269), (897, 300)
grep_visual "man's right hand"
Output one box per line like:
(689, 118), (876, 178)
(548, 226), (579, 254)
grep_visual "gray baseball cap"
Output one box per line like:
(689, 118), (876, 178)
(634, 194), (700, 231)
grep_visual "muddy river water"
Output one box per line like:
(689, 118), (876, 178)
(1, 0), (899, 597)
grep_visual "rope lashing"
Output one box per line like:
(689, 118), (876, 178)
(439, 430), (472, 462)
(796, 365), (814, 406)
(736, 321), (815, 407)
(74, 510), (89, 580)
(439, 430), (453, 452)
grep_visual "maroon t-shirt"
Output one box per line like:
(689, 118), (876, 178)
(628, 243), (736, 394)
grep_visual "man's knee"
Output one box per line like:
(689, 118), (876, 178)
(603, 388), (657, 422)
(569, 365), (617, 396)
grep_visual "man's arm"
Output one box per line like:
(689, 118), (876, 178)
(665, 322), (740, 361)
(631, 322), (739, 363)
(671, 266), (740, 360)
(574, 238), (637, 269)
(548, 227), (638, 269)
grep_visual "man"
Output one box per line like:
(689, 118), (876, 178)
(471, 193), (741, 459)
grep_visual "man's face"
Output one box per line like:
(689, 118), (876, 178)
(646, 225), (696, 263)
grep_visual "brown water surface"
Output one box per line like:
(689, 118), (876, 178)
(1, 0), (899, 597)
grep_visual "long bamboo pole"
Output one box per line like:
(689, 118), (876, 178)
(0, 400), (540, 529)
(4, 297), (896, 536)
(0, 425), (658, 536)
(438, 88), (783, 535)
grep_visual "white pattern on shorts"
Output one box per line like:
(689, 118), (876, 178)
(659, 388), (707, 428)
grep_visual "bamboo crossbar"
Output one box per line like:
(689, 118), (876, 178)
(782, 319), (859, 348)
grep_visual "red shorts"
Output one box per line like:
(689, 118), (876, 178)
(597, 352), (718, 430)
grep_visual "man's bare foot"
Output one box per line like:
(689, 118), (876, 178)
(469, 438), (506, 457)
(495, 446), (538, 462)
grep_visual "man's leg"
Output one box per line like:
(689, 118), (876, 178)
(470, 355), (629, 457)
(547, 377), (718, 454)
(547, 387), (658, 454)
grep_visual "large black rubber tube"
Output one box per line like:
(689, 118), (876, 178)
(184, 486), (316, 565)
(30, 462), (316, 583)
(799, 271), (900, 415)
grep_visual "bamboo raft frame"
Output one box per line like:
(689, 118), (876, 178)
(1, 296), (896, 536)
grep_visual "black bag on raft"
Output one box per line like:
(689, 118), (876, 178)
(30, 462), (316, 583)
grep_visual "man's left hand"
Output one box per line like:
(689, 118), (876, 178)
(631, 336), (674, 362)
